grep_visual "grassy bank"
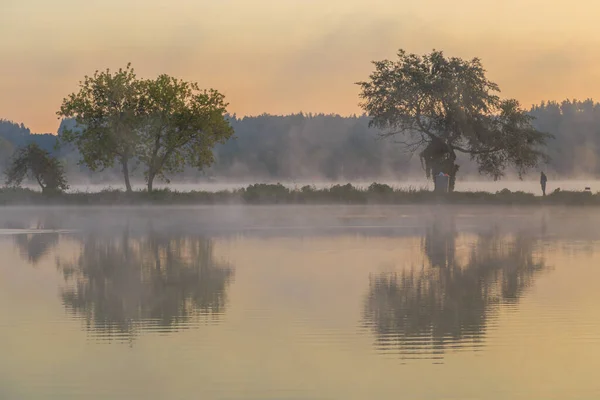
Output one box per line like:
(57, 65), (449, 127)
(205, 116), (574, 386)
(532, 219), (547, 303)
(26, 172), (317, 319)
(0, 183), (598, 206)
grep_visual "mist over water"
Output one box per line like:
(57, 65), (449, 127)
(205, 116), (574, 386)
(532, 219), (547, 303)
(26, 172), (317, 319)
(1, 205), (600, 399)
(5, 2), (600, 397)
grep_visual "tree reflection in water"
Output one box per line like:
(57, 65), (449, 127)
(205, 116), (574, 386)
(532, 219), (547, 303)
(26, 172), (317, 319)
(6, 217), (60, 266)
(363, 216), (547, 360)
(14, 232), (59, 265)
(56, 228), (235, 340)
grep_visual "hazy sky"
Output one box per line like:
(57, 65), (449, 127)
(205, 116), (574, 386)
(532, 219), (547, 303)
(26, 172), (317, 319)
(2, 0), (600, 133)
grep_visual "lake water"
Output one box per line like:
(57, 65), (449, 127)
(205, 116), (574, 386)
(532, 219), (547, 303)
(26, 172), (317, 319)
(1, 205), (600, 399)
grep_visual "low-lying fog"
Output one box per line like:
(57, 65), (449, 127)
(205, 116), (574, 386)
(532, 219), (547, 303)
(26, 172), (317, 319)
(0, 204), (597, 241)
(16, 179), (599, 194)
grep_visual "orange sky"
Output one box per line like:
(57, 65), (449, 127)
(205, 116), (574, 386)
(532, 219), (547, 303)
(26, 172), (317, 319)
(2, 0), (600, 133)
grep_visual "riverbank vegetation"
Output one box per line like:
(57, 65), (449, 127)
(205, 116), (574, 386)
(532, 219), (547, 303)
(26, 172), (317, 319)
(0, 183), (597, 206)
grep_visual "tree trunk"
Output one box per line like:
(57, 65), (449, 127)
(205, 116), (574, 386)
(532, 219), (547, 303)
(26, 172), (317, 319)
(147, 172), (155, 193)
(422, 139), (459, 193)
(34, 174), (45, 193)
(429, 155), (459, 192)
(449, 164), (458, 192)
(121, 158), (132, 193)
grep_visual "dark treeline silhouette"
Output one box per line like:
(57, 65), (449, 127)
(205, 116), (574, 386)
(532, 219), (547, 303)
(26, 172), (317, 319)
(530, 99), (600, 176)
(4, 99), (600, 182)
(362, 216), (548, 360)
(0, 119), (57, 153)
(217, 114), (411, 180)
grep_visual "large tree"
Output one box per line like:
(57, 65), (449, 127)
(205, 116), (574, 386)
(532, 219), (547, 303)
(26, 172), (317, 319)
(57, 64), (233, 192)
(57, 63), (142, 192)
(357, 49), (552, 191)
(138, 75), (234, 192)
(5, 143), (69, 194)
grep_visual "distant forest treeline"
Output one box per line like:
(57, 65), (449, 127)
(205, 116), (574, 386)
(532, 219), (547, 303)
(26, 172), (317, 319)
(2, 99), (600, 183)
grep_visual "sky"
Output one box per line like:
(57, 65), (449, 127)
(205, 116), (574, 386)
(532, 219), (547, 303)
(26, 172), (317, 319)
(2, 0), (600, 133)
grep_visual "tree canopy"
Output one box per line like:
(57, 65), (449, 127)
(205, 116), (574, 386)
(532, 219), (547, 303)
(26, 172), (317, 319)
(137, 75), (234, 191)
(57, 63), (142, 192)
(57, 64), (234, 192)
(5, 143), (69, 193)
(357, 49), (552, 191)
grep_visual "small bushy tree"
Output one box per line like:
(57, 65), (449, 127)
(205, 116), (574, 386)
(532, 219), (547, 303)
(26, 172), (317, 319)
(5, 143), (69, 194)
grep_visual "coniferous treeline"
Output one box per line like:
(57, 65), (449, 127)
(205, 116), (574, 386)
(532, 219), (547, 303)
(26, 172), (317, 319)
(2, 99), (600, 182)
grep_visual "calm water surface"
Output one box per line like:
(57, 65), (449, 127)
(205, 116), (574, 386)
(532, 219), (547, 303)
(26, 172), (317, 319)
(1, 205), (600, 399)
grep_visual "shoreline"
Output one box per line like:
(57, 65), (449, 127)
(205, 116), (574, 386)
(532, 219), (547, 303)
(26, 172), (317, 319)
(0, 183), (597, 206)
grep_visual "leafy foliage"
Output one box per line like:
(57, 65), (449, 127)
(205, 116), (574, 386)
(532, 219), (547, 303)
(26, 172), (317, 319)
(137, 75), (234, 191)
(57, 63), (143, 191)
(57, 63), (234, 192)
(5, 143), (68, 193)
(357, 49), (552, 188)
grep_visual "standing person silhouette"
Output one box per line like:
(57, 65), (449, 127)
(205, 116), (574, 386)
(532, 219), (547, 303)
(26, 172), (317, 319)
(540, 172), (547, 196)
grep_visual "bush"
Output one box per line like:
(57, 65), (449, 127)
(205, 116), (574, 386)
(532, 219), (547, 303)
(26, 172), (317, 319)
(0, 182), (598, 206)
(242, 183), (290, 204)
(368, 182), (394, 194)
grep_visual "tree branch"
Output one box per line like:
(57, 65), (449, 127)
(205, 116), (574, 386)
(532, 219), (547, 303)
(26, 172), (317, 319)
(34, 174), (44, 191)
(414, 101), (440, 141)
(393, 136), (428, 153)
(452, 144), (502, 155)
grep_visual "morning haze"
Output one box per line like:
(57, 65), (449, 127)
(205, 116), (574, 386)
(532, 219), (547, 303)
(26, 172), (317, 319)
(3, 2), (600, 399)
(2, 0), (600, 133)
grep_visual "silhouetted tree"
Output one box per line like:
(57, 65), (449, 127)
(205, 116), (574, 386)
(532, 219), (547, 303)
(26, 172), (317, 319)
(357, 49), (552, 191)
(5, 143), (69, 193)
